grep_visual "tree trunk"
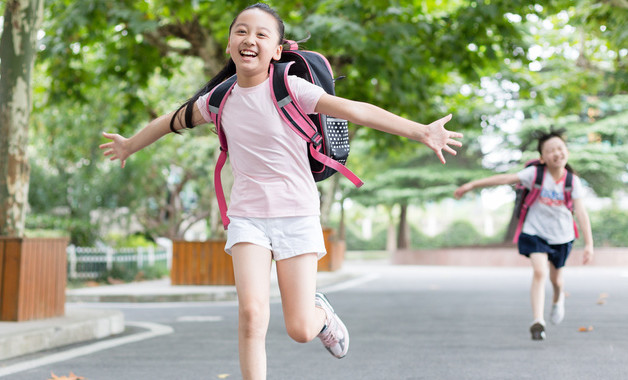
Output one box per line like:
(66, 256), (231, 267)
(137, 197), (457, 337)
(397, 203), (410, 249)
(319, 174), (340, 227)
(503, 206), (518, 243)
(385, 206), (397, 254)
(338, 196), (346, 241)
(0, 0), (44, 236)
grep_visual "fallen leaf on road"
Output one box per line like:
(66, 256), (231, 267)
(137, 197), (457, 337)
(217, 374), (230, 379)
(48, 372), (85, 380)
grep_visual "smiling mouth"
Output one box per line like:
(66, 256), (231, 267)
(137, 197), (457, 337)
(240, 50), (258, 58)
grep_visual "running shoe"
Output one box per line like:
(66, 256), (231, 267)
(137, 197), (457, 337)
(315, 292), (349, 358)
(530, 322), (546, 341)
(550, 294), (565, 325)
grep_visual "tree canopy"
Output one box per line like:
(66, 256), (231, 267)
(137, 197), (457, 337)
(4, 0), (625, 244)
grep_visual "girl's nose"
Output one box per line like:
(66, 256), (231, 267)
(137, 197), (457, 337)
(243, 35), (255, 45)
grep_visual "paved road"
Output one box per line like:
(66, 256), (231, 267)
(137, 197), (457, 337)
(1, 263), (627, 379)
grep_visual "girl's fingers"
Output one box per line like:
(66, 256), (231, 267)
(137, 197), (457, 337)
(443, 146), (457, 156)
(448, 139), (463, 147)
(435, 150), (446, 164)
(448, 131), (463, 139)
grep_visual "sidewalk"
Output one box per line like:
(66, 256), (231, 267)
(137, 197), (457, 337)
(0, 264), (359, 361)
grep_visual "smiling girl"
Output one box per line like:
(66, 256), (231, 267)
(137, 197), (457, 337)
(454, 131), (594, 341)
(101, 3), (462, 379)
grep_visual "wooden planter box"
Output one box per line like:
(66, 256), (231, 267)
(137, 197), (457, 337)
(319, 228), (345, 272)
(0, 237), (68, 321)
(171, 240), (235, 285)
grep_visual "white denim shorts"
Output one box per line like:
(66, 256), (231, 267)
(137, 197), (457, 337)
(225, 216), (327, 261)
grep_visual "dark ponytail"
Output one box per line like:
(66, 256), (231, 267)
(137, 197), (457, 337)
(169, 59), (236, 133)
(169, 3), (285, 133)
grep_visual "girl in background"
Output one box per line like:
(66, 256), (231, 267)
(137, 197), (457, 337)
(454, 131), (593, 340)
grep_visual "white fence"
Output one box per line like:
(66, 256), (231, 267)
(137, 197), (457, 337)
(67, 245), (171, 280)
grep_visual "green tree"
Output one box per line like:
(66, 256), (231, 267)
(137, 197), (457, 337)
(0, 0), (45, 236)
(31, 0), (626, 244)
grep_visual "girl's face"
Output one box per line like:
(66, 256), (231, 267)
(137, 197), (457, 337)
(539, 136), (569, 170)
(227, 8), (283, 81)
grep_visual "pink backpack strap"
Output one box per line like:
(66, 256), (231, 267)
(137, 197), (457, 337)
(513, 165), (545, 243)
(269, 62), (363, 187)
(563, 170), (579, 239)
(206, 76), (237, 229)
(283, 39), (299, 51)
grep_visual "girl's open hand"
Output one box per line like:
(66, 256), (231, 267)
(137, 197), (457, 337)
(100, 132), (131, 168)
(423, 114), (463, 164)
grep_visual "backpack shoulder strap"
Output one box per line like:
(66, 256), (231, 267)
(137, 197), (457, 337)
(563, 170), (579, 238)
(269, 63), (363, 187)
(270, 62), (321, 144)
(207, 75), (238, 149)
(206, 75), (237, 230)
(513, 164), (545, 243)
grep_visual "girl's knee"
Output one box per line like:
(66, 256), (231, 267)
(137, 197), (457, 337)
(284, 317), (317, 343)
(532, 267), (547, 281)
(239, 304), (269, 339)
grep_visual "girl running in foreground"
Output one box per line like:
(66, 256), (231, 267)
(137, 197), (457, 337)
(101, 3), (462, 379)
(454, 131), (593, 340)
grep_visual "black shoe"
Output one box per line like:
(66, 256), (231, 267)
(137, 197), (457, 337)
(530, 322), (546, 340)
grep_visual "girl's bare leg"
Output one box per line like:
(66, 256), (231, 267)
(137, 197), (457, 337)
(529, 253), (549, 322)
(275, 252), (326, 342)
(231, 243), (273, 380)
(549, 264), (566, 324)
(549, 264), (564, 303)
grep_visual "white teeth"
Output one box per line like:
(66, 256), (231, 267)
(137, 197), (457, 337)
(240, 50), (257, 57)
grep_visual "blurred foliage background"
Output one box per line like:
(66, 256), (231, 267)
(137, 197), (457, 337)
(4, 0), (625, 248)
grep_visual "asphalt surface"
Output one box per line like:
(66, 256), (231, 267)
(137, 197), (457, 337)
(0, 262), (626, 380)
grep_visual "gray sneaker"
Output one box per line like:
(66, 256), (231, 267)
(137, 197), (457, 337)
(530, 322), (546, 341)
(315, 293), (349, 358)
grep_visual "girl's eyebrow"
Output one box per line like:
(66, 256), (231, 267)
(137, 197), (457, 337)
(233, 22), (273, 34)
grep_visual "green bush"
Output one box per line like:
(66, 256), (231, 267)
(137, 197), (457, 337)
(433, 220), (482, 247)
(104, 232), (155, 248)
(590, 208), (628, 247)
(99, 262), (168, 283)
(25, 213), (97, 246)
(345, 224), (387, 251)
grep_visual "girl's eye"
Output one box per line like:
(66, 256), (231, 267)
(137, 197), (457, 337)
(257, 33), (267, 38)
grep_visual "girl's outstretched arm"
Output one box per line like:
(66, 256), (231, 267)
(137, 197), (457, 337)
(573, 198), (594, 264)
(453, 173), (520, 199)
(315, 94), (462, 164)
(100, 104), (206, 168)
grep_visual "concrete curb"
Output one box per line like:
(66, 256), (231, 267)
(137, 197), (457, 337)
(0, 309), (124, 361)
(65, 271), (361, 303)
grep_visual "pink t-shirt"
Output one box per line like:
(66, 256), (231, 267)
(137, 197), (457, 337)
(196, 75), (326, 218)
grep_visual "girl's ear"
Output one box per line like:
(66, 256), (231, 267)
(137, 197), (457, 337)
(273, 44), (283, 61)
(226, 42), (230, 54)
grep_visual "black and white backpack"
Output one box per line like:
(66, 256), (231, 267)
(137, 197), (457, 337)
(206, 41), (363, 229)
